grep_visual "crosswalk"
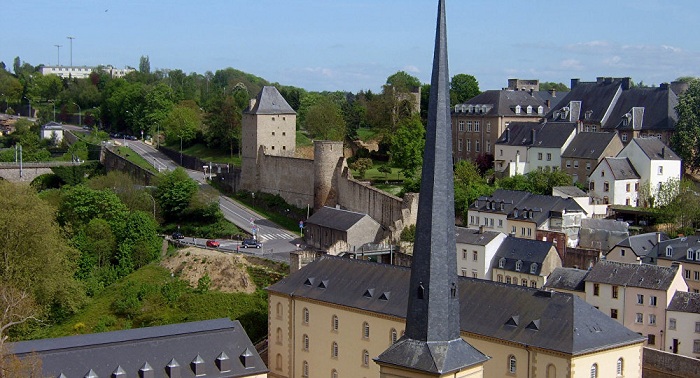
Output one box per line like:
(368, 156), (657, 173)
(257, 233), (296, 242)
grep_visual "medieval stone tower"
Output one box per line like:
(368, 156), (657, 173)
(241, 86), (297, 191)
(313, 140), (344, 210)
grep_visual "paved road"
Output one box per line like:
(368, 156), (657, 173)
(113, 138), (300, 263)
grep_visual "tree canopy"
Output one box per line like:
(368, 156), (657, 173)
(671, 78), (700, 172)
(450, 74), (480, 105)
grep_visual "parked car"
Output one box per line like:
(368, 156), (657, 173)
(241, 239), (261, 248)
(206, 239), (220, 248)
(172, 232), (184, 240)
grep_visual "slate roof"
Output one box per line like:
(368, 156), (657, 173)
(581, 218), (629, 233)
(651, 235), (700, 264)
(267, 256), (645, 355)
(244, 86), (296, 115)
(604, 86), (678, 132)
(585, 260), (680, 290)
(496, 121), (577, 148)
(607, 232), (667, 258)
(9, 318), (267, 378)
(42, 121), (63, 130)
(561, 132), (621, 159)
(544, 267), (589, 292)
(552, 186), (587, 198)
(457, 90), (555, 117)
(667, 291), (700, 314)
(305, 206), (376, 232)
(493, 236), (554, 275)
(455, 226), (502, 246)
(629, 138), (680, 161)
(600, 157), (640, 180)
(472, 189), (586, 227)
(545, 79), (624, 124)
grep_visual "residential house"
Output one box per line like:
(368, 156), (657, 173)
(40, 121), (64, 143)
(303, 206), (381, 254)
(492, 236), (561, 288)
(267, 256), (644, 378)
(604, 232), (668, 265)
(543, 267), (588, 299)
(560, 132), (624, 184)
(588, 157), (640, 206)
(584, 260), (687, 348)
(652, 235), (700, 293)
(455, 226), (506, 280)
(665, 291), (700, 357)
(493, 121), (577, 175)
(10, 318), (268, 378)
(552, 186), (608, 219)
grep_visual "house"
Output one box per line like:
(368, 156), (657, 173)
(543, 267), (588, 299)
(665, 291), (700, 357)
(560, 132), (624, 184)
(491, 236), (561, 288)
(617, 138), (682, 207)
(303, 206), (381, 254)
(451, 83), (565, 165)
(9, 318), (268, 378)
(584, 260), (687, 348)
(266, 256), (644, 378)
(493, 121), (577, 175)
(40, 121), (64, 143)
(604, 232), (668, 264)
(552, 186), (608, 218)
(652, 235), (700, 293)
(455, 226), (506, 279)
(588, 157), (640, 206)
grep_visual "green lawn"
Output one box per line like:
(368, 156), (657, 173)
(114, 146), (159, 175)
(296, 131), (313, 147)
(356, 127), (379, 142)
(350, 160), (406, 181)
(181, 144), (241, 166)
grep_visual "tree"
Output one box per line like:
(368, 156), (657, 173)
(453, 161), (494, 220)
(349, 158), (373, 179)
(305, 97), (346, 141)
(0, 285), (42, 377)
(139, 55), (151, 74)
(163, 105), (201, 146)
(671, 78), (700, 172)
(450, 74), (480, 105)
(389, 115), (425, 177)
(154, 167), (198, 221)
(539, 82), (569, 92)
(378, 164), (392, 180)
(497, 167), (572, 195)
(386, 71), (421, 93)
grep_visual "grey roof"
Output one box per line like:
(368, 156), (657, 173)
(581, 218), (629, 233)
(668, 291), (700, 313)
(607, 232), (667, 258)
(9, 318), (267, 378)
(493, 236), (554, 275)
(42, 121), (63, 130)
(244, 86), (295, 115)
(561, 132), (621, 159)
(472, 189), (585, 227)
(629, 138), (680, 161)
(552, 186), (587, 198)
(600, 157), (640, 180)
(604, 86), (678, 132)
(544, 267), (589, 292)
(496, 121), (577, 148)
(457, 88), (565, 117)
(545, 79), (624, 124)
(267, 256), (645, 355)
(585, 260), (680, 290)
(306, 206), (376, 232)
(455, 226), (502, 246)
(651, 235), (700, 264)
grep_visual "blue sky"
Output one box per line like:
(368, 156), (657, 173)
(3, 1), (699, 92)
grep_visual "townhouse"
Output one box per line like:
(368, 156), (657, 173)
(651, 235), (700, 293)
(491, 236), (561, 288)
(665, 291), (700, 357)
(494, 121), (577, 175)
(560, 131), (624, 184)
(604, 232), (668, 264)
(455, 226), (506, 280)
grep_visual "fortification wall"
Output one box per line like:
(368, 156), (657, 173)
(643, 347), (700, 378)
(102, 148), (156, 186)
(257, 153), (315, 209)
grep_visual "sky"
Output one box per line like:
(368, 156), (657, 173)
(2, 1), (700, 93)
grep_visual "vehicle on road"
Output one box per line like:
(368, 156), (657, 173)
(206, 239), (220, 248)
(172, 232), (184, 240)
(242, 239), (261, 248)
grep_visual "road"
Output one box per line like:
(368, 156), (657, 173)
(110, 137), (301, 264)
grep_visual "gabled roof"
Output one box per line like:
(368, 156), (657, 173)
(457, 90), (553, 117)
(601, 157), (640, 180)
(305, 206), (377, 232)
(455, 226), (502, 246)
(496, 121), (576, 148)
(544, 267), (588, 292)
(472, 189), (585, 227)
(561, 132), (621, 159)
(585, 260), (680, 290)
(607, 232), (667, 258)
(604, 86), (678, 132)
(10, 318), (267, 378)
(628, 138), (680, 161)
(552, 186), (587, 198)
(42, 121), (63, 130)
(493, 236), (555, 275)
(668, 291), (700, 314)
(545, 79), (624, 123)
(267, 256), (644, 355)
(652, 235), (700, 264)
(244, 86), (296, 115)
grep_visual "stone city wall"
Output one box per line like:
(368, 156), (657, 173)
(642, 347), (700, 378)
(257, 153), (315, 209)
(102, 147), (156, 186)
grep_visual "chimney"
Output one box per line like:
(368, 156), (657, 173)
(479, 225), (484, 234)
(248, 98), (257, 110)
(545, 99), (551, 108)
(506, 128), (511, 142)
(548, 89), (556, 97)
(622, 77), (631, 90)
(657, 232), (661, 244)
(661, 147), (665, 159)
(529, 88), (534, 96)
(660, 82), (670, 90)
(531, 128), (537, 144)
(571, 78), (580, 89)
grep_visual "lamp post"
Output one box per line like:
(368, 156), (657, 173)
(54, 44), (62, 66)
(72, 102), (81, 127)
(48, 100), (56, 121)
(67, 36), (75, 66)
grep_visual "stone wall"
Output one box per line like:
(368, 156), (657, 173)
(257, 153), (315, 209)
(102, 148), (156, 186)
(0, 165), (53, 183)
(643, 347), (700, 378)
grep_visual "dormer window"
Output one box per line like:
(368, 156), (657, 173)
(526, 105), (533, 114)
(530, 263), (538, 274)
(585, 110), (593, 120)
(689, 249), (695, 260)
(515, 105), (521, 114)
(467, 105), (474, 113)
(515, 260), (523, 272)
(513, 209), (518, 218)
(666, 246), (673, 257)
(499, 258), (506, 269)
(537, 106), (544, 115)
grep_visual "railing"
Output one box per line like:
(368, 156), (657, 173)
(0, 161), (87, 168)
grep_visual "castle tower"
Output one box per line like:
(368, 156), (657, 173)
(375, 1), (488, 377)
(313, 140), (344, 210)
(240, 86), (297, 191)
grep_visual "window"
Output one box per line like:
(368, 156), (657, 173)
(636, 313), (643, 323)
(695, 321), (700, 333)
(497, 274), (503, 282)
(522, 279), (528, 286)
(650, 296), (657, 306)
(515, 260), (522, 271)
(521, 227), (526, 236)
(458, 139), (462, 151)
(637, 294), (644, 305)
(487, 141), (491, 153)
(635, 182), (639, 191)
(303, 308), (309, 324)
(331, 342), (338, 358)
(474, 121), (480, 131)
(458, 121), (465, 131)
(696, 271), (700, 281)
(538, 152), (543, 160)
(362, 322), (370, 339)
(648, 334), (656, 345)
(498, 219), (503, 228)
(546, 153), (552, 161)
(362, 350), (370, 367)
(467, 139), (471, 152)
(590, 181), (595, 191)
(276, 302), (283, 318)
(332, 315), (339, 331)
(590, 363), (598, 378)
(276, 327), (283, 344)
(473, 251), (478, 261)
(467, 121), (472, 131)
(573, 160), (579, 168)
(303, 334), (309, 351)
(689, 249), (696, 260)
(276, 354), (283, 370)
(586, 162), (591, 171)
(486, 123), (491, 133)
(530, 280), (537, 288)
(658, 166), (663, 175)
(499, 258), (506, 268)
(508, 355), (517, 373)
(694, 340), (700, 353)
(626, 183), (631, 192)
(332, 369), (338, 378)
(593, 283), (600, 296)
(462, 250), (468, 259)
(612, 286), (619, 299)
(506, 276), (511, 284)
(649, 314), (656, 325)
(475, 140), (480, 152)
(670, 318), (677, 330)
(666, 246), (673, 257)
(622, 133), (628, 142)
(617, 358), (624, 376)
(604, 182), (610, 192)
(601, 170), (605, 177)
(686, 270), (691, 279)
(390, 328), (398, 343)
(500, 149), (503, 156)
(611, 308), (618, 319)
(566, 160), (571, 168)
(302, 361), (309, 377)
(461, 269), (467, 277)
(530, 263), (537, 274)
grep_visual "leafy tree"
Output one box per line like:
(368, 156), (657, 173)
(671, 78), (700, 172)
(349, 158), (373, 179)
(497, 167), (572, 195)
(386, 71), (421, 92)
(163, 105), (201, 146)
(205, 93), (243, 157)
(119, 211), (161, 270)
(378, 164), (392, 180)
(450, 74), (480, 105)
(453, 161), (494, 220)
(139, 55), (151, 74)
(539, 82), (569, 92)
(143, 83), (175, 135)
(389, 115), (425, 177)
(0, 285), (43, 376)
(154, 167), (198, 221)
(661, 179), (700, 233)
(57, 184), (129, 235)
(305, 97), (346, 140)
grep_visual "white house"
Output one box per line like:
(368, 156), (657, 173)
(665, 291), (700, 357)
(40, 121), (64, 144)
(589, 157), (640, 206)
(455, 226), (506, 280)
(495, 121), (577, 176)
(617, 138), (682, 207)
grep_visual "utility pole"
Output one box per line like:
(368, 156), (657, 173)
(67, 36), (75, 66)
(54, 44), (62, 66)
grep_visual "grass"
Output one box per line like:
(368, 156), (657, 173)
(113, 146), (159, 175)
(350, 160), (406, 181)
(181, 144), (241, 166)
(296, 131), (313, 147)
(356, 127), (379, 142)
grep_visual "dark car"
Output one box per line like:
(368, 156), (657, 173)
(172, 232), (184, 240)
(241, 239), (261, 248)
(206, 239), (220, 248)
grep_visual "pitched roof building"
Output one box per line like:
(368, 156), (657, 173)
(494, 121), (577, 175)
(303, 206), (381, 254)
(560, 131), (624, 183)
(665, 291), (700, 357)
(651, 235), (700, 293)
(492, 236), (562, 288)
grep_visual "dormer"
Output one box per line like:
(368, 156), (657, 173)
(461, 104), (467, 113)
(515, 260), (523, 272)
(454, 105), (460, 113)
(526, 105), (533, 114)
(688, 248), (695, 261)
(585, 110), (593, 120)
(530, 263), (538, 274)
(666, 246), (673, 257)
(537, 106), (544, 115)
(499, 258), (506, 269)
(481, 105), (488, 114)
(515, 105), (522, 114)
(468, 104), (474, 113)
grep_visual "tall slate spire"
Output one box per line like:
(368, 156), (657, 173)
(375, 0), (488, 375)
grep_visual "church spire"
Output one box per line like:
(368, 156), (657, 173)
(375, 0), (488, 375)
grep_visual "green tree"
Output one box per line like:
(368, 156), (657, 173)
(450, 74), (480, 105)
(163, 105), (201, 146)
(305, 97), (346, 141)
(349, 158), (373, 179)
(453, 161), (494, 220)
(539, 82), (569, 92)
(154, 167), (198, 221)
(119, 211), (161, 269)
(205, 93), (243, 157)
(386, 71), (421, 92)
(389, 115), (425, 177)
(139, 55), (151, 74)
(378, 164), (392, 180)
(57, 185), (129, 235)
(671, 78), (700, 172)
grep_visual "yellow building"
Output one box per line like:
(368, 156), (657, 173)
(267, 256), (645, 378)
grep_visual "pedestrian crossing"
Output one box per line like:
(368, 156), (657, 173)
(257, 233), (296, 242)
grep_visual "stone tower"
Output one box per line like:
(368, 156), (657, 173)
(313, 140), (344, 210)
(375, 1), (488, 377)
(240, 86), (297, 191)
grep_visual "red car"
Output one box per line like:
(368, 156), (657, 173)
(206, 239), (220, 248)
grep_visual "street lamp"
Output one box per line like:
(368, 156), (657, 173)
(48, 100), (56, 121)
(67, 36), (75, 66)
(72, 102), (81, 127)
(23, 97), (31, 119)
(54, 44), (62, 66)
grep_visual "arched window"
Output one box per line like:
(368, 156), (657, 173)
(302, 361), (309, 377)
(499, 258), (506, 268)
(515, 260), (522, 271)
(276, 327), (283, 344)
(276, 302), (283, 318)
(276, 354), (282, 370)
(363, 322), (370, 338)
(331, 369), (338, 378)
(390, 328), (398, 343)
(302, 308), (309, 324)
(617, 358), (624, 375)
(508, 355), (517, 373)
(362, 350), (370, 367)
(590, 363), (598, 378)
(546, 364), (556, 378)
(303, 334), (309, 351)
(331, 342), (338, 358)
(530, 263), (538, 274)
(332, 315), (339, 331)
